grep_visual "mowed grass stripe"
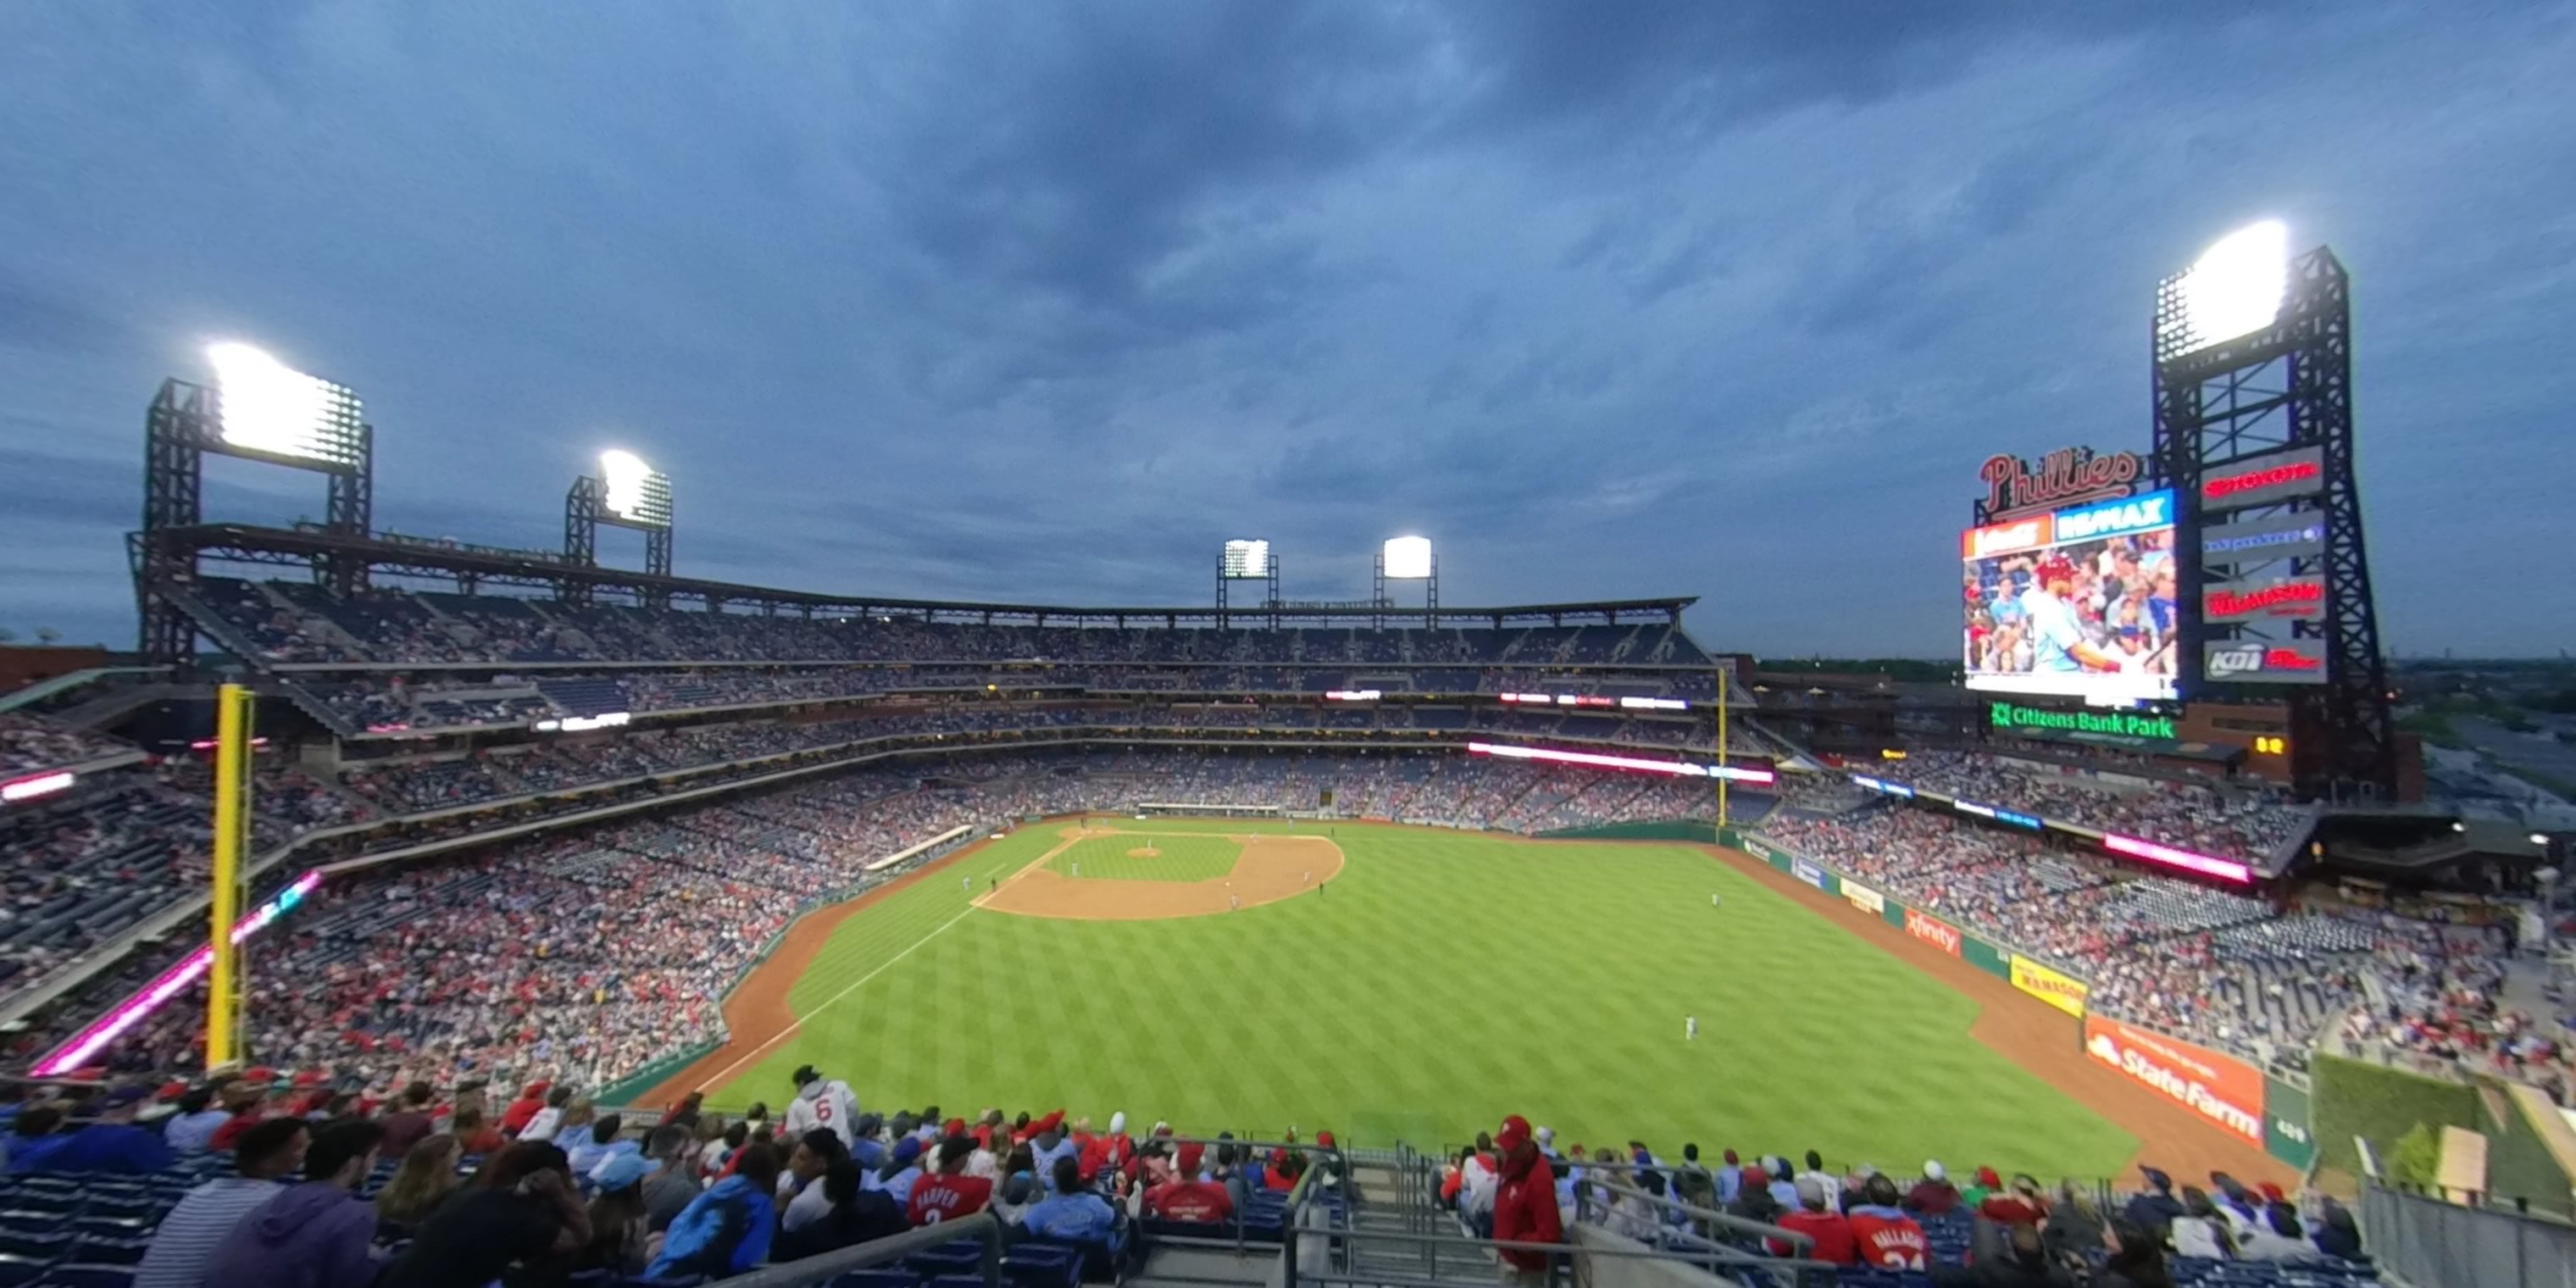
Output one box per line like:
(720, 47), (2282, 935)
(717, 822), (2138, 1179)
(1044, 833), (1241, 883)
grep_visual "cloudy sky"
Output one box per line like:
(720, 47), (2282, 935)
(3, 3), (2569, 656)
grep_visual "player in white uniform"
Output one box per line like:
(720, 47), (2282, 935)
(1685, 1016), (1698, 1041)
(784, 1063), (861, 1149)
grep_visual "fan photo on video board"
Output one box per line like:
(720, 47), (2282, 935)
(1963, 525), (2177, 702)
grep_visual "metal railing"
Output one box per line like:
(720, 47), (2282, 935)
(2362, 1180), (2576, 1288)
(724, 1210), (1004, 1288)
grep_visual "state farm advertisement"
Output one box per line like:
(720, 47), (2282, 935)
(1844, 881), (1885, 916)
(1905, 908), (1963, 957)
(2084, 1016), (2266, 1147)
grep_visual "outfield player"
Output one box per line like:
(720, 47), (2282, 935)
(1685, 1016), (1698, 1041)
(786, 1065), (860, 1149)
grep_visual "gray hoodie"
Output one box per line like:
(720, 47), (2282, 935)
(203, 1180), (379, 1288)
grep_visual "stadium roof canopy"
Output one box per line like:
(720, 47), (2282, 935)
(150, 523), (1697, 628)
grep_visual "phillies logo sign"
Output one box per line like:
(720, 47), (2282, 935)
(1980, 447), (2144, 519)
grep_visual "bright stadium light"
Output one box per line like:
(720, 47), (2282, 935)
(1222, 539), (1271, 579)
(1382, 535), (1433, 580)
(598, 449), (674, 528)
(206, 341), (364, 469)
(2159, 219), (2290, 359)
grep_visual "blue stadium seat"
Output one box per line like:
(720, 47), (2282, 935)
(0, 1235), (66, 1263)
(0, 1260), (45, 1288)
(33, 1266), (135, 1288)
(829, 1270), (920, 1288)
(903, 1240), (985, 1277)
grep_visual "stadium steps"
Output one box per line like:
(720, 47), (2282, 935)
(273, 678), (362, 737)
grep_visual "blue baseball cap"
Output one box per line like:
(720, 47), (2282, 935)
(894, 1136), (924, 1164)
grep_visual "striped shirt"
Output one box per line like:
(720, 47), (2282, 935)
(132, 1178), (290, 1288)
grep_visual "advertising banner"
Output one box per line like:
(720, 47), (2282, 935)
(2010, 955), (2090, 1018)
(1905, 908), (1963, 957)
(2263, 1074), (2315, 1171)
(2201, 446), (2325, 513)
(1792, 859), (1832, 893)
(1843, 881), (1885, 916)
(1744, 836), (1776, 865)
(2083, 1016), (2267, 1147)
(2203, 578), (2325, 623)
(2201, 514), (2326, 564)
(1963, 935), (2012, 981)
(2203, 640), (2329, 686)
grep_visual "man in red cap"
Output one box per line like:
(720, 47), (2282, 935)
(1145, 1142), (1234, 1224)
(1490, 1115), (1561, 1286)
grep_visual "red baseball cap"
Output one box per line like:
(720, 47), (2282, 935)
(291, 1070), (327, 1088)
(158, 1081), (189, 1101)
(1177, 1142), (1206, 1174)
(944, 1118), (968, 1139)
(1314, 1130), (1335, 1149)
(1495, 1115), (1533, 1152)
(2257, 1181), (2285, 1202)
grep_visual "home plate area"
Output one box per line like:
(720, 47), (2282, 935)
(981, 827), (1344, 920)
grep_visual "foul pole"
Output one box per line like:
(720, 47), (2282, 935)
(1715, 664), (1730, 830)
(206, 683), (253, 1072)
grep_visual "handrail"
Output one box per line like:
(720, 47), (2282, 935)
(722, 1210), (1002, 1288)
(1578, 1176), (1812, 1251)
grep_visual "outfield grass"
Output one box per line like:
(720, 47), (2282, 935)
(1043, 831), (1242, 883)
(712, 819), (2140, 1174)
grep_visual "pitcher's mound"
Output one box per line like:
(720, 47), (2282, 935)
(1127, 847), (1161, 858)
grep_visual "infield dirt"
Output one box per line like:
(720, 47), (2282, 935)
(980, 826), (1344, 920)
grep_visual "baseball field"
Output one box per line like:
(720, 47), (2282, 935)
(641, 817), (2291, 1183)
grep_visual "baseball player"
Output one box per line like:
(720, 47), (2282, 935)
(1685, 1016), (1698, 1041)
(784, 1063), (860, 1149)
(2018, 558), (2140, 675)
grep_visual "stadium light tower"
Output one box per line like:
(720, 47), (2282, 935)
(1374, 535), (1438, 627)
(2151, 219), (2396, 800)
(1216, 539), (1280, 629)
(135, 342), (376, 663)
(565, 448), (675, 593)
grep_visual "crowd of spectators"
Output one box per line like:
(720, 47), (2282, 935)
(1871, 750), (2311, 866)
(194, 575), (1716, 669)
(0, 712), (133, 775)
(0, 757), (374, 994)
(1757, 806), (2490, 1064)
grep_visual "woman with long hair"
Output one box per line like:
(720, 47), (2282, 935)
(375, 1132), (464, 1240)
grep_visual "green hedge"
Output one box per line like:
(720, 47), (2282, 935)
(2311, 1054), (2479, 1176)
(2478, 1084), (2575, 1218)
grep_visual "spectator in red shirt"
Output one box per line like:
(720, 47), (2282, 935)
(1490, 1114), (1562, 1287)
(500, 1081), (551, 1136)
(1979, 1174), (2048, 1227)
(1771, 1179), (1857, 1264)
(1145, 1143), (1234, 1224)
(908, 1135), (994, 1226)
(1905, 1161), (1961, 1215)
(1848, 1175), (1931, 1270)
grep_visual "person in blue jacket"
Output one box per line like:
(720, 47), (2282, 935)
(647, 1140), (783, 1279)
(32, 1086), (175, 1174)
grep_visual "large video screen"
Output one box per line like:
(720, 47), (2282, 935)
(1961, 490), (2179, 702)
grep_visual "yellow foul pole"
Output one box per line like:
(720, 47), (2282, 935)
(207, 684), (253, 1073)
(1716, 661), (1730, 832)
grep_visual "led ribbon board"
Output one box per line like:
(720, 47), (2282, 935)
(33, 870), (326, 1076)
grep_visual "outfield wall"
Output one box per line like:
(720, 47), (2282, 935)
(1724, 827), (2318, 1173)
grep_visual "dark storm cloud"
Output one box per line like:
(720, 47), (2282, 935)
(0, 1), (2570, 654)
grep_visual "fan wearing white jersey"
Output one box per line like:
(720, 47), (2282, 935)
(784, 1063), (860, 1150)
